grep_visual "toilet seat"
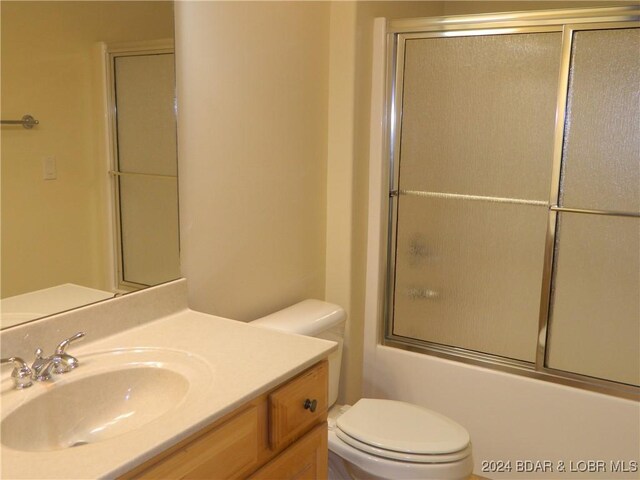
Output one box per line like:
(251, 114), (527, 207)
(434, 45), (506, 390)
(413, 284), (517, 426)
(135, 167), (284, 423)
(335, 399), (471, 464)
(335, 429), (472, 463)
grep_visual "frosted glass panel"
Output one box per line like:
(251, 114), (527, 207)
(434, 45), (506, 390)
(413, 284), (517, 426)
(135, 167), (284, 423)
(546, 214), (640, 386)
(115, 54), (177, 176)
(119, 176), (180, 286)
(392, 195), (547, 362)
(400, 33), (561, 201)
(560, 28), (640, 213)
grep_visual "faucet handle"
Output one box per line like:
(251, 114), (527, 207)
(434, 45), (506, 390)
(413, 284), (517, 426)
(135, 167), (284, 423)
(1, 357), (33, 389)
(54, 332), (85, 374)
(55, 332), (85, 355)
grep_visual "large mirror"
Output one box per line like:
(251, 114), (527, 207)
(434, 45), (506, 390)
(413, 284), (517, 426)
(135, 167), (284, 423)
(1, 1), (179, 329)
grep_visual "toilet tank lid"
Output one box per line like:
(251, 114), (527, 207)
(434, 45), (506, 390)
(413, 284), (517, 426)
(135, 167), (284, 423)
(251, 299), (345, 336)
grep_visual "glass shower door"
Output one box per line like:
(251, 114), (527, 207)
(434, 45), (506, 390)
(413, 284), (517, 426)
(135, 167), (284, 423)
(391, 32), (562, 362)
(545, 27), (640, 386)
(384, 8), (640, 397)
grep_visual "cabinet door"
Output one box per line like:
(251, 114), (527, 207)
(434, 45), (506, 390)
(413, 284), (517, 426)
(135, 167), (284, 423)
(128, 405), (259, 480)
(249, 423), (328, 480)
(269, 361), (328, 450)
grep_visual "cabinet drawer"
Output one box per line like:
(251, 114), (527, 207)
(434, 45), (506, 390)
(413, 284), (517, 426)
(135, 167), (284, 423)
(131, 405), (259, 480)
(249, 422), (328, 480)
(268, 360), (328, 450)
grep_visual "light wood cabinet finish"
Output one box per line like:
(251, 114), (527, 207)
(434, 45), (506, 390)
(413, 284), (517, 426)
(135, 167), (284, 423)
(269, 359), (328, 450)
(249, 423), (328, 480)
(120, 360), (328, 480)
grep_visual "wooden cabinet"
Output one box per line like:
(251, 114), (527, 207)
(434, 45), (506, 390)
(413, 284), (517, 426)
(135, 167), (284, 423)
(269, 358), (328, 451)
(120, 360), (328, 480)
(249, 423), (327, 480)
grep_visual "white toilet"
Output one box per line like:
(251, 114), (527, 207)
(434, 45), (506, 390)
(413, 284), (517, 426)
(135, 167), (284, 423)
(251, 299), (474, 480)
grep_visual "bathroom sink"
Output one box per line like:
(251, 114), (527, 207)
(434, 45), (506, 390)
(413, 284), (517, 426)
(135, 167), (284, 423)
(1, 348), (211, 452)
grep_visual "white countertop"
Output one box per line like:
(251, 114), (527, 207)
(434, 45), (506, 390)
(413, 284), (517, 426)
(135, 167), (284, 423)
(1, 284), (115, 329)
(1, 308), (336, 479)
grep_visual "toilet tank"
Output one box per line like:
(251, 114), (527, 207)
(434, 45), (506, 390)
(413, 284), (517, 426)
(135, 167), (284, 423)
(251, 299), (345, 407)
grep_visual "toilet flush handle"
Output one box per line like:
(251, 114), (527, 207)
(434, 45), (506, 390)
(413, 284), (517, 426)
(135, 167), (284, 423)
(304, 398), (318, 413)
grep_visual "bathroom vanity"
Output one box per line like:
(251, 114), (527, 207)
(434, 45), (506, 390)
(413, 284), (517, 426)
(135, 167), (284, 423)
(0, 279), (336, 479)
(121, 360), (329, 479)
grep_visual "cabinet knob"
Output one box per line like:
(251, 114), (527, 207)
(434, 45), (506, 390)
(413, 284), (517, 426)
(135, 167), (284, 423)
(304, 398), (318, 413)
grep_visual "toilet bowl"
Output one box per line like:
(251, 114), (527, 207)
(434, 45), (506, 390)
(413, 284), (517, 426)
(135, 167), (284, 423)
(251, 299), (473, 480)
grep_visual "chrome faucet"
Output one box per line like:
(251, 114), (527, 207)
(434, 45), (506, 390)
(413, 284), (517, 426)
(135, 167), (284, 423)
(31, 352), (62, 382)
(53, 332), (85, 374)
(1, 332), (86, 389)
(0, 357), (33, 389)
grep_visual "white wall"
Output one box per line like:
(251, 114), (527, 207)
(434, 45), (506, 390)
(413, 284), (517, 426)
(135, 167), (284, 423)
(364, 16), (640, 479)
(174, 1), (330, 321)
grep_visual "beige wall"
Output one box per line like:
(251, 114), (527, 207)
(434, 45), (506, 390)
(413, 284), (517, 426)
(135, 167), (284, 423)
(328, 1), (445, 404)
(175, 1), (330, 321)
(1, 1), (174, 298)
(174, 0), (443, 402)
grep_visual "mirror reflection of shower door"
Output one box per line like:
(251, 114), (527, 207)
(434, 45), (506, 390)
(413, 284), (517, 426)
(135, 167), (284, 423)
(111, 50), (180, 289)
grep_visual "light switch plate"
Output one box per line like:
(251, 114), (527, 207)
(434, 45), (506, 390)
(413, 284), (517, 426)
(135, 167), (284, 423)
(43, 156), (57, 180)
